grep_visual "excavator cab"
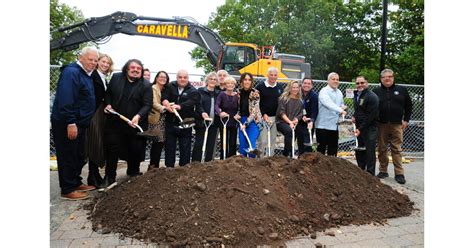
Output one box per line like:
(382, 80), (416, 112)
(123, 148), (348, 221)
(259, 46), (275, 59)
(219, 43), (258, 75)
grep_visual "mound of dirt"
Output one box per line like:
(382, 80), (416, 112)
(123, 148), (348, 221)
(89, 153), (414, 246)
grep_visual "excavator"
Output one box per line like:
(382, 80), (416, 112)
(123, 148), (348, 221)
(50, 11), (311, 79)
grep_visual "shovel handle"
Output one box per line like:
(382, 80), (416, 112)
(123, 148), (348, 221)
(352, 123), (359, 147)
(292, 124), (295, 159)
(106, 109), (143, 132)
(236, 119), (254, 150)
(223, 126), (227, 160)
(202, 127), (209, 163)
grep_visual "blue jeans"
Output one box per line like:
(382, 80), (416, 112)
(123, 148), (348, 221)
(238, 116), (260, 158)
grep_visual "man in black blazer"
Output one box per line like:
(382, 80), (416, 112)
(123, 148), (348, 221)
(103, 59), (152, 187)
(352, 76), (379, 176)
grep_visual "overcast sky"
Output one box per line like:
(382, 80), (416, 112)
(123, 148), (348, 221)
(59, 0), (225, 78)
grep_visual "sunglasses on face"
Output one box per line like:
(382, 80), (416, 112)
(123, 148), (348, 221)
(355, 82), (365, 85)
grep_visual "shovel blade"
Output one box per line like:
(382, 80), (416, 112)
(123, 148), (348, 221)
(178, 123), (195, 129)
(246, 148), (262, 157)
(178, 117), (195, 129)
(352, 146), (366, 151)
(136, 128), (162, 138)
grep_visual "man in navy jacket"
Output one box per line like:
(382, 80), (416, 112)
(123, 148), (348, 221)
(51, 47), (99, 200)
(300, 77), (318, 154)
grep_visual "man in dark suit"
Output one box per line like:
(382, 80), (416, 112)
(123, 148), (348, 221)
(352, 76), (379, 176)
(103, 59), (152, 187)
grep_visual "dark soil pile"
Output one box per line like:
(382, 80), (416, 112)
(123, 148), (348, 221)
(89, 153), (414, 246)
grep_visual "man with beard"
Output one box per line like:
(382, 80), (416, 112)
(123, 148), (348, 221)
(102, 59), (152, 188)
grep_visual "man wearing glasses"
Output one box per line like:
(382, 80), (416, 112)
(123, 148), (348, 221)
(103, 59), (152, 188)
(373, 69), (413, 184)
(352, 76), (379, 176)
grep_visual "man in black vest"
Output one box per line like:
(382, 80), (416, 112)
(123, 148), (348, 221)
(352, 76), (379, 176)
(103, 59), (152, 188)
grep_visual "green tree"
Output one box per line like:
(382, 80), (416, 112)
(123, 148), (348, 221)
(50, 0), (84, 65)
(387, 0), (424, 84)
(192, 0), (424, 85)
(331, 1), (382, 83)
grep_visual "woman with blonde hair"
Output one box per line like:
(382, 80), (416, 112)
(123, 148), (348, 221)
(86, 53), (114, 187)
(215, 76), (239, 159)
(275, 80), (305, 157)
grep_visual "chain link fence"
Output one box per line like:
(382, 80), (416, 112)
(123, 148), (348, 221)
(50, 66), (424, 159)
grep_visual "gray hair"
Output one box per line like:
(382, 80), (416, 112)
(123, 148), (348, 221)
(204, 71), (218, 83)
(267, 67), (278, 74)
(327, 72), (339, 80)
(78, 46), (99, 57)
(380, 68), (394, 77)
(176, 69), (189, 78)
(217, 69), (229, 76)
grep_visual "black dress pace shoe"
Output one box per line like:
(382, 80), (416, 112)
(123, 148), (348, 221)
(395, 174), (406, 184)
(377, 172), (389, 178)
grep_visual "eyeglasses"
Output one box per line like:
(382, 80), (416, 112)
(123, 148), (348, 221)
(129, 66), (142, 70)
(355, 82), (365, 85)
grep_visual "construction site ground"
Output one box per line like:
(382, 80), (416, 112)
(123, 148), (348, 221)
(50, 156), (424, 248)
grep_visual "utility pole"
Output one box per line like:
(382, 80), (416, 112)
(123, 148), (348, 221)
(380, 0), (388, 72)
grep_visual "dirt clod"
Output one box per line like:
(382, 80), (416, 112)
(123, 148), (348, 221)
(89, 153), (414, 246)
(269, 232), (279, 240)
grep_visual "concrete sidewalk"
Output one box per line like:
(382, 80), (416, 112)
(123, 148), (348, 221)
(50, 158), (424, 247)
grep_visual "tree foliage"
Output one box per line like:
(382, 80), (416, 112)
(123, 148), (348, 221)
(192, 0), (424, 85)
(50, 0), (85, 65)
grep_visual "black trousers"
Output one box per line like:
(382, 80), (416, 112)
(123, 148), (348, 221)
(219, 126), (237, 159)
(355, 125), (377, 175)
(192, 125), (219, 162)
(297, 122), (314, 155)
(51, 120), (87, 195)
(104, 131), (144, 180)
(164, 124), (193, 167)
(87, 160), (103, 187)
(316, 128), (339, 156)
(277, 122), (308, 157)
(150, 142), (164, 166)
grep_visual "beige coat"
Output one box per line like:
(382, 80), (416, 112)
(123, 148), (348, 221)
(148, 84), (165, 124)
